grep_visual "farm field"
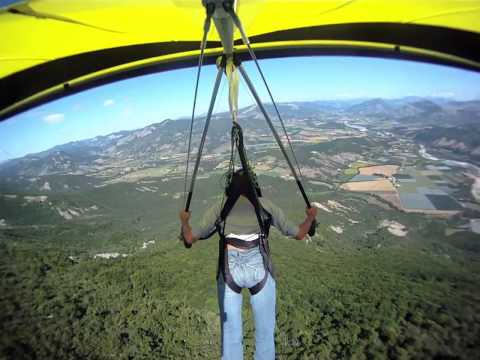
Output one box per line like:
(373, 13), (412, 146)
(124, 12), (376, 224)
(341, 179), (396, 192)
(341, 160), (465, 217)
(358, 164), (400, 177)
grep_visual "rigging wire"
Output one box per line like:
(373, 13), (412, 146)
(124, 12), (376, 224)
(181, 1), (316, 236)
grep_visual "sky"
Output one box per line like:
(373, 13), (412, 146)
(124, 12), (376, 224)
(0, 55), (479, 162)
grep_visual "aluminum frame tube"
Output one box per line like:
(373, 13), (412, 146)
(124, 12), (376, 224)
(184, 9), (214, 196)
(238, 64), (311, 209)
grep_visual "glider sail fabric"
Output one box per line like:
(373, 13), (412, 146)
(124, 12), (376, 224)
(1, 0), (480, 120)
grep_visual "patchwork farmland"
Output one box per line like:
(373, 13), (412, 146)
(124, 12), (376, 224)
(341, 161), (463, 216)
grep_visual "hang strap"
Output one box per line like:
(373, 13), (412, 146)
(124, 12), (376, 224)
(225, 55), (239, 123)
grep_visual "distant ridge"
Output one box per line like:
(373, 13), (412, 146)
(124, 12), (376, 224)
(0, 97), (478, 177)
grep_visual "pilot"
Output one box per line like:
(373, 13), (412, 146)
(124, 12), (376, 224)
(179, 169), (317, 360)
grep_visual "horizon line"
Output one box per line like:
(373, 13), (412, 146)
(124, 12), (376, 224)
(0, 95), (478, 163)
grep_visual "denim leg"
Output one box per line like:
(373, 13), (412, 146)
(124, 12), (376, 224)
(250, 273), (276, 360)
(218, 275), (244, 360)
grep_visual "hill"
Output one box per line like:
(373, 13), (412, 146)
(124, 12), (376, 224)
(1, 97), (480, 359)
(414, 124), (480, 161)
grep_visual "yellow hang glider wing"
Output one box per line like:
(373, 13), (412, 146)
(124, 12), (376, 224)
(1, 0), (480, 120)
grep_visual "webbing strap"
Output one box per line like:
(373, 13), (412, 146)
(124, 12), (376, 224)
(249, 270), (268, 295)
(220, 183), (266, 236)
(225, 237), (259, 249)
(224, 123), (266, 235)
(225, 56), (239, 123)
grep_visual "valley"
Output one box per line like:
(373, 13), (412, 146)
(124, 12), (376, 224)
(1, 97), (480, 359)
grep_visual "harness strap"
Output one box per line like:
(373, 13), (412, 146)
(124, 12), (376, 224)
(225, 237), (259, 249)
(217, 204), (273, 295)
(225, 55), (239, 123)
(216, 122), (275, 295)
(225, 123), (266, 232)
(249, 268), (268, 295)
(218, 238), (269, 295)
(216, 222), (242, 293)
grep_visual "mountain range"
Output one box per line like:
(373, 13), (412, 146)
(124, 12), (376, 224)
(0, 97), (479, 180)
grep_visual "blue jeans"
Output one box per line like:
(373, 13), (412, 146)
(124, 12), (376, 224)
(217, 247), (276, 360)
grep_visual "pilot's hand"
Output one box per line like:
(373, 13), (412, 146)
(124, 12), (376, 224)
(179, 210), (191, 223)
(306, 206), (317, 220)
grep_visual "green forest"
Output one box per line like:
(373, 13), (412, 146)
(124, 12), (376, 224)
(1, 215), (480, 359)
(1, 150), (480, 359)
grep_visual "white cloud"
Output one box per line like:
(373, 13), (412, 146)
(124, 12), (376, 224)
(43, 113), (65, 124)
(104, 99), (115, 107)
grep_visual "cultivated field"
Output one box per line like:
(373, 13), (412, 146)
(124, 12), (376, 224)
(341, 179), (396, 192)
(358, 165), (400, 177)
